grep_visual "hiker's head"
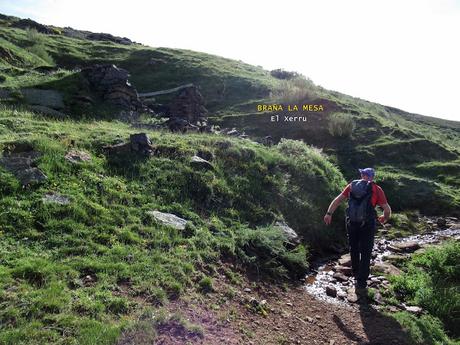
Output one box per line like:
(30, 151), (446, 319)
(359, 168), (375, 181)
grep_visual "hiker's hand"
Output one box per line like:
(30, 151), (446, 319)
(378, 215), (387, 224)
(324, 214), (332, 225)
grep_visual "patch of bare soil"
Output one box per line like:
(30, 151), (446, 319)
(117, 267), (413, 345)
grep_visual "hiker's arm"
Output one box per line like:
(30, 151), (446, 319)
(378, 203), (392, 223)
(324, 194), (346, 225)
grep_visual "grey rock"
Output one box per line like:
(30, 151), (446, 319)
(0, 148), (47, 186)
(274, 221), (301, 246)
(168, 86), (208, 125)
(390, 241), (420, 253)
(21, 89), (64, 109)
(16, 167), (48, 185)
(371, 262), (402, 276)
(190, 155), (214, 170)
(332, 272), (349, 282)
(81, 64), (143, 111)
(347, 288), (359, 303)
(405, 305), (423, 315)
(42, 193), (70, 205)
(65, 150), (91, 163)
(147, 210), (188, 230)
(29, 105), (66, 117)
(325, 286), (337, 297)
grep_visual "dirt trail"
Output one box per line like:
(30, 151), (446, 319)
(118, 218), (459, 344)
(118, 276), (412, 345)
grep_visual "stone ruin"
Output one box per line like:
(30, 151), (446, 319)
(168, 86), (208, 126)
(81, 64), (145, 112)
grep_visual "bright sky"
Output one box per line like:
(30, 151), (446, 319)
(1, 0), (459, 121)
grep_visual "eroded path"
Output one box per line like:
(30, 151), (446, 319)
(118, 217), (459, 345)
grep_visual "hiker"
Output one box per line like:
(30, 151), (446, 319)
(323, 168), (391, 289)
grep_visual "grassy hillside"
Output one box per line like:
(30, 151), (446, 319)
(0, 13), (459, 345)
(0, 106), (346, 344)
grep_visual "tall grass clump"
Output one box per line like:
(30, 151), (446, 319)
(25, 28), (54, 65)
(328, 113), (355, 138)
(270, 75), (317, 103)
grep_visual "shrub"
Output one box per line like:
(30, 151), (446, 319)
(270, 69), (299, 80)
(270, 76), (317, 103)
(25, 28), (54, 65)
(198, 276), (214, 293)
(328, 113), (355, 138)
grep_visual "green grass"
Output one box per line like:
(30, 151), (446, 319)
(386, 241), (460, 344)
(0, 106), (345, 343)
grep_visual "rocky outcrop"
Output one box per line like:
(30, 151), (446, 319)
(169, 86), (208, 124)
(0, 143), (47, 186)
(104, 133), (155, 159)
(29, 105), (66, 117)
(11, 18), (53, 34)
(21, 89), (65, 109)
(87, 32), (133, 45)
(81, 64), (143, 111)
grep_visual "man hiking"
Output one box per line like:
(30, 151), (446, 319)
(323, 168), (391, 289)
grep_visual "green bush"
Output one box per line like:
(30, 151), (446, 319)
(234, 225), (309, 279)
(328, 113), (355, 138)
(270, 76), (317, 103)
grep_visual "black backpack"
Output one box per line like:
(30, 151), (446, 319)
(346, 179), (376, 224)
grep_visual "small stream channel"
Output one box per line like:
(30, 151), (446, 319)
(304, 217), (460, 307)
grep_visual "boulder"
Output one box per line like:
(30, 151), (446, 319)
(0, 146), (47, 186)
(190, 155), (214, 170)
(346, 288), (359, 303)
(104, 133), (154, 158)
(389, 241), (420, 253)
(147, 210), (188, 230)
(273, 221), (301, 246)
(371, 262), (401, 276)
(326, 286), (337, 298)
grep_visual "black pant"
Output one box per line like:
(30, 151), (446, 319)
(346, 218), (376, 287)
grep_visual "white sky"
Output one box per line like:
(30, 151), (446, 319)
(1, 0), (459, 121)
